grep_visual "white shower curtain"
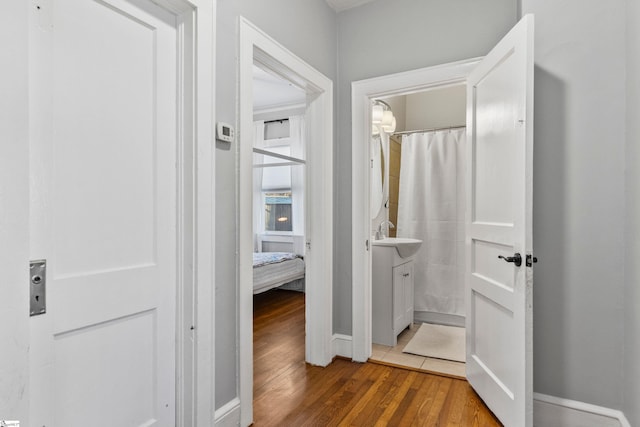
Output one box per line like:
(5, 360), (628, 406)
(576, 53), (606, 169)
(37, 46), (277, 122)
(397, 128), (466, 317)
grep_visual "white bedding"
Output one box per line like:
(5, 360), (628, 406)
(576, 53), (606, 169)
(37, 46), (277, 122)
(253, 252), (305, 294)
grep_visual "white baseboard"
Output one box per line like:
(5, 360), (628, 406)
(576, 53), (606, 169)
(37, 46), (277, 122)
(332, 333), (352, 359)
(414, 311), (465, 328)
(214, 397), (241, 427)
(534, 393), (631, 427)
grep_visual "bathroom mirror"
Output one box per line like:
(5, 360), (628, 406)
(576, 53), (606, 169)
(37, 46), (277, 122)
(370, 100), (395, 220)
(370, 134), (384, 219)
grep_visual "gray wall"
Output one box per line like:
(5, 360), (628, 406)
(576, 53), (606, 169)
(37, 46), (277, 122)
(215, 0), (337, 409)
(0, 0), (30, 423)
(334, 0), (517, 334)
(214, 0), (638, 418)
(522, 0), (626, 410)
(404, 86), (466, 130)
(624, 0), (640, 424)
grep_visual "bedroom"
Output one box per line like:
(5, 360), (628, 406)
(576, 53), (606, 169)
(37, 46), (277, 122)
(251, 66), (307, 313)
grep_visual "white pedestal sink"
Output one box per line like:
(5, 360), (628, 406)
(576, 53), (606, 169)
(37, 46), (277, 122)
(371, 237), (422, 259)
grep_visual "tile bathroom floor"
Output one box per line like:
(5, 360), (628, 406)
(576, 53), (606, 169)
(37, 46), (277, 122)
(368, 323), (466, 378)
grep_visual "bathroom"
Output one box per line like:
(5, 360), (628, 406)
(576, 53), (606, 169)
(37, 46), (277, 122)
(369, 84), (468, 377)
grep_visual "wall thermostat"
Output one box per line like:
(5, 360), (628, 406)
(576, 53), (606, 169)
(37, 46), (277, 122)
(216, 122), (235, 143)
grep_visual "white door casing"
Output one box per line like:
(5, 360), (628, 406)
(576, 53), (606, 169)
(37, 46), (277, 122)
(465, 14), (534, 427)
(351, 59), (479, 363)
(238, 17), (334, 427)
(27, 0), (217, 425)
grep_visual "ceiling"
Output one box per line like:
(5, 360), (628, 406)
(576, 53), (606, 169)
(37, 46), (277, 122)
(253, 65), (306, 113)
(253, 0), (375, 112)
(325, 0), (376, 12)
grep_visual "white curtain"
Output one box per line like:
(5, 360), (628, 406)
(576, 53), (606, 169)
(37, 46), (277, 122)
(253, 121), (265, 252)
(397, 128), (466, 316)
(289, 115), (305, 236)
(253, 116), (305, 252)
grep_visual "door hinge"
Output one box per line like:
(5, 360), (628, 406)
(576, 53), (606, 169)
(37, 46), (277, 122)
(366, 239), (370, 251)
(30, 259), (47, 316)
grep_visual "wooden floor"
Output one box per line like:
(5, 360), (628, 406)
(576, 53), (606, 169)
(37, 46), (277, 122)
(253, 289), (502, 426)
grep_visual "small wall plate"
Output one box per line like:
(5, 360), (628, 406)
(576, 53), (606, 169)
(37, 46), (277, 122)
(216, 122), (235, 143)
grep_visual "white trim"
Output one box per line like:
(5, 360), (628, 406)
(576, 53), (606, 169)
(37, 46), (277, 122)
(238, 17), (334, 427)
(153, 2), (217, 426)
(192, 1), (216, 426)
(332, 334), (353, 359)
(254, 106), (307, 123)
(534, 393), (631, 427)
(254, 101), (307, 115)
(160, 1), (216, 425)
(214, 398), (241, 427)
(351, 58), (480, 363)
(413, 311), (465, 328)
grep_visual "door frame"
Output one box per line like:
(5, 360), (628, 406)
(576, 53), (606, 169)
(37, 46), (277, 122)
(26, 1), (216, 426)
(350, 58), (480, 362)
(172, 2), (216, 425)
(238, 17), (334, 427)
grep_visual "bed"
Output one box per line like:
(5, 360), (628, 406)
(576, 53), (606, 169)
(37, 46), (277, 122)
(253, 251), (305, 294)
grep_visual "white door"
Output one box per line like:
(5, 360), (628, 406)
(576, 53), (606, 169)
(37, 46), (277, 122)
(465, 15), (534, 427)
(29, 0), (178, 425)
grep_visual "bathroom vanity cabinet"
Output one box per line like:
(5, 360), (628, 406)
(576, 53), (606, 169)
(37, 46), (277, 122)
(372, 246), (415, 347)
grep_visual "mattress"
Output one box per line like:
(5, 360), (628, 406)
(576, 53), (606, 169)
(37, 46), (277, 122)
(253, 252), (305, 294)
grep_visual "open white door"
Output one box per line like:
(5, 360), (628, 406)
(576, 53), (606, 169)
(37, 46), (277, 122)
(29, 0), (180, 425)
(465, 14), (534, 427)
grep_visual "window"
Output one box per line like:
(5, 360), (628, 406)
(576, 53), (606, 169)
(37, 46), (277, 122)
(264, 192), (292, 231)
(261, 145), (293, 232)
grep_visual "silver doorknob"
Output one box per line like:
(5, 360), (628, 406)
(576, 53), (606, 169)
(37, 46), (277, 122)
(498, 253), (522, 267)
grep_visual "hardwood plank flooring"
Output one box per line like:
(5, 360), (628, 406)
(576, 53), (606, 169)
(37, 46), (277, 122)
(253, 289), (502, 426)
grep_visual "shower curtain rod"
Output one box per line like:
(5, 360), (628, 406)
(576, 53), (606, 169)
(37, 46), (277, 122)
(393, 125), (466, 137)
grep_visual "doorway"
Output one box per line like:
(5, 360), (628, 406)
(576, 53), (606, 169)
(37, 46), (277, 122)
(238, 17), (334, 427)
(352, 16), (535, 427)
(351, 58), (479, 364)
(251, 63), (309, 400)
(367, 86), (467, 377)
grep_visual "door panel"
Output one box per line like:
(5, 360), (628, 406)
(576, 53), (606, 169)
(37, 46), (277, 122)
(403, 262), (414, 325)
(29, 0), (178, 425)
(54, 311), (156, 426)
(465, 14), (534, 427)
(472, 50), (520, 226)
(393, 266), (404, 333)
(52, 0), (158, 278)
